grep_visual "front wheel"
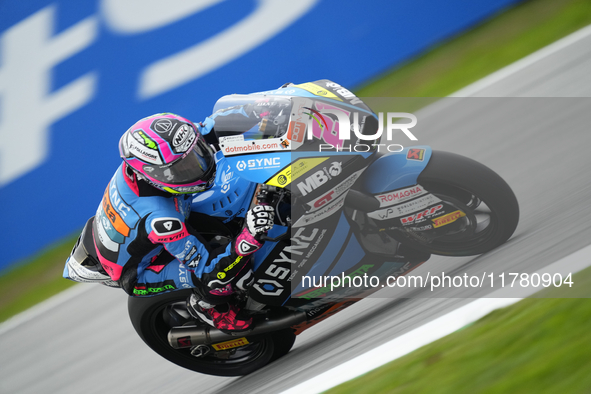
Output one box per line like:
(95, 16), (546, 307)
(128, 290), (296, 376)
(394, 151), (519, 256)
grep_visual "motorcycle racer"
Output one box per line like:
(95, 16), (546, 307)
(63, 113), (274, 332)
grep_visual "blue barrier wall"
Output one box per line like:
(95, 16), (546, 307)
(0, 0), (522, 270)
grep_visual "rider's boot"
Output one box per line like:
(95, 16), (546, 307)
(186, 289), (252, 332)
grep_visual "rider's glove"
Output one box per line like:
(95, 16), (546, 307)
(234, 205), (274, 256)
(246, 205), (274, 236)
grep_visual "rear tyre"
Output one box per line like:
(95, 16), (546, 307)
(128, 290), (295, 376)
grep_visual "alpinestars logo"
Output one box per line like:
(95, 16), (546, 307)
(186, 253), (201, 268)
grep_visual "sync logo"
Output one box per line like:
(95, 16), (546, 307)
(236, 157), (281, 171)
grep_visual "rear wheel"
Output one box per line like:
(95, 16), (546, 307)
(393, 151), (519, 256)
(128, 290), (296, 376)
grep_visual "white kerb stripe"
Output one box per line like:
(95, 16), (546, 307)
(280, 244), (591, 394)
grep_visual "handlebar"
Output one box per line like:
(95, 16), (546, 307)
(259, 227), (291, 243)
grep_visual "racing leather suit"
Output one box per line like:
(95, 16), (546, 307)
(64, 158), (256, 302)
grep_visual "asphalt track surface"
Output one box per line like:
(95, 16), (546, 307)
(2, 28), (591, 394)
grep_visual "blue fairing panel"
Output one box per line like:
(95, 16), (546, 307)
(191, 152), (256, 221)
(360, 146), (432, 194)
(290, 213), (351, 296)
(251, 225), (288, 271)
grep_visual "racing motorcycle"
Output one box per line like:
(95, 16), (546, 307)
(128, 80), (519, 376)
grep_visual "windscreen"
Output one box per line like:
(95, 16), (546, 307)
(210, 95), (292, 141)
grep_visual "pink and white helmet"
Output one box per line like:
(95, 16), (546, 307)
(119, 113), (216, 194)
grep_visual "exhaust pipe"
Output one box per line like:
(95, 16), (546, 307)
(168, 311), (307, 349)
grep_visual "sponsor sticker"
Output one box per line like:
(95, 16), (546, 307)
(307, 169), (364, 212)
(277, 174), (288, 185)
(101, 186), (131, 237)
(287, 120), (306, 143)
(407, 148), (425, 161)
(151, 217), (183, 236)
(296, 161), (342, 196)
(133, 280), (177, 296)
(151, 118), (174, 134)
(186, 251), (201, 268)
(219, 135), (245, 144)
(376, 185), (427, 207)
(324, 81), (364, 105)
(288, 97), (314, 149)
(127, 133), (163, 164)
(400, 204), (444, 225)
(221, 137), (284, 156)
(266, 157), (329, 188)
(177, 336), (192, 348)
(236, 157), (281, 172)
(172, 124), (191, 147)
(293, 193), (347, 227)
(212, 337), (249, 351)
(293, 82), (341, 100)
(432, 210), (466, 228)
(175, 129), (195, 153)
(368, 194), (442, 220)
(133, 130), (157, 149)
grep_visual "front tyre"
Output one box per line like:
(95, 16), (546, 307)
(128, 290), (295, 376)
(398, 151), (519, 256)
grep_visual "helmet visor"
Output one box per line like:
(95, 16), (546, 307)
(141, 138), (214, 185)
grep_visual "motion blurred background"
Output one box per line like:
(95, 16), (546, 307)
(1, 0), (591, 392)
(0, 0), (526, 270)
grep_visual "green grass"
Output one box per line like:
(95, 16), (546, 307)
(356, 0), (591, 99)
(326, 268), (591, 394)
(0, 234), (79, 323)
(2, 0), (591, 324)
